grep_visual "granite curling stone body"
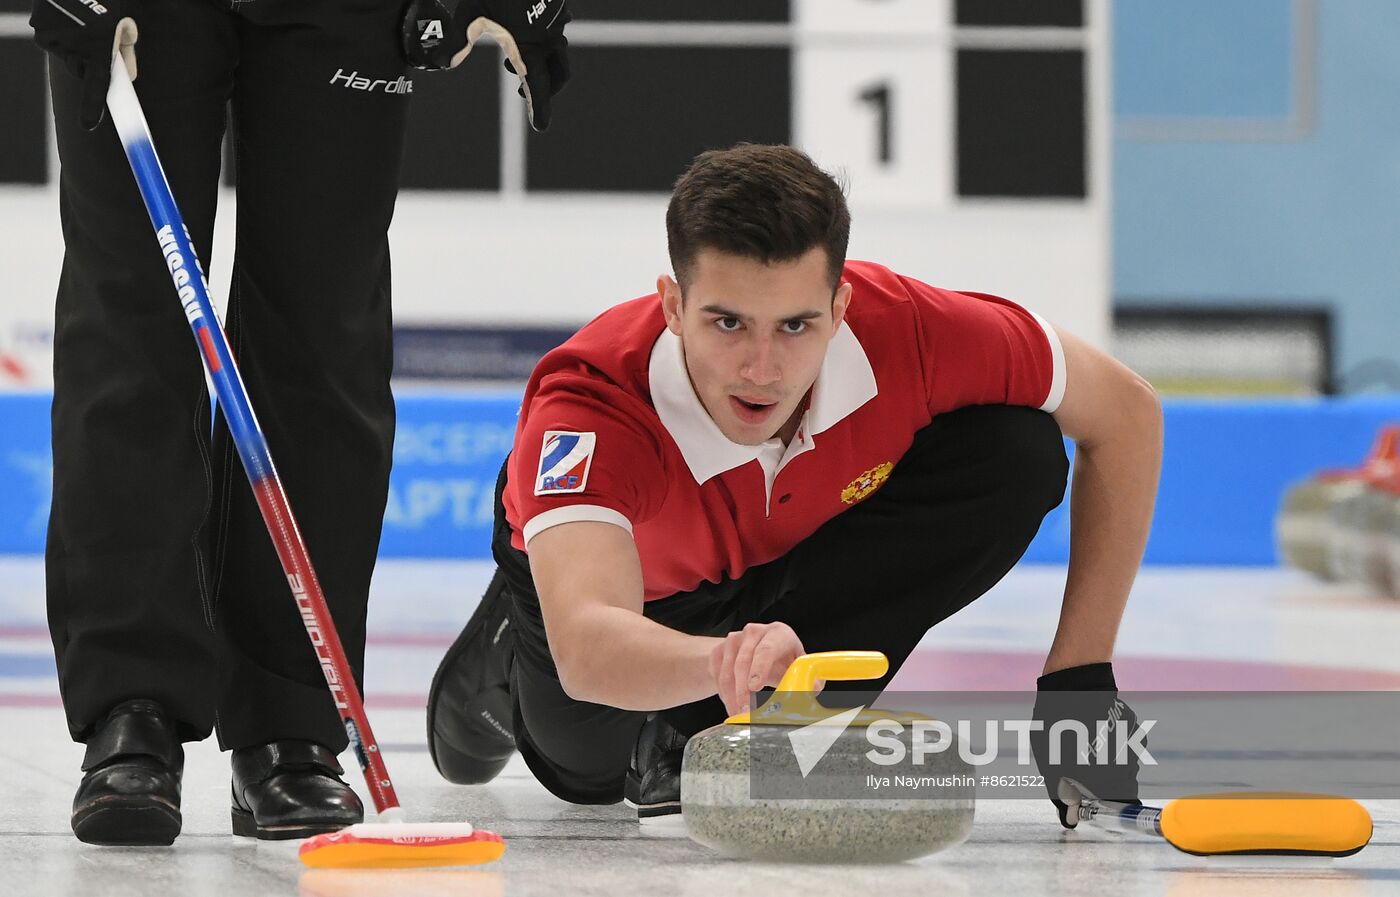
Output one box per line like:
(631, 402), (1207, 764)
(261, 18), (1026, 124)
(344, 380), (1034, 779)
(681, 652), (976, 862)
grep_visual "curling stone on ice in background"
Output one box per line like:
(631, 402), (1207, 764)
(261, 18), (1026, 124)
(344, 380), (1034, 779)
(681, 651), (975, 863)
(1277, 471), (1365, 579)
(1381, 472), (1400, 599)
(1328, 443), (1400, 590)
(1275, 423), (1398, 581)
(1279, 424), (1399, 580)
(1355, 469), (1400, 596)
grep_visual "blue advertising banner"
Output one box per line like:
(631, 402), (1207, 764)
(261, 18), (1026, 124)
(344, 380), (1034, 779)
(3, 392), (1399, 565)
(380, 390), (520, 557)
(0, 393), (51, 554)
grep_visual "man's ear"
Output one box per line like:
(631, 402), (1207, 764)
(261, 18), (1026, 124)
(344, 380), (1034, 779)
(659, 274), (684, 335)
(831, 280), (853, 330)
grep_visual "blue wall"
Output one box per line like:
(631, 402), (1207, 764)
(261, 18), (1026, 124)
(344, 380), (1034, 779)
(4, 392), (1399, 566)
(1113, 0), (1400, 388)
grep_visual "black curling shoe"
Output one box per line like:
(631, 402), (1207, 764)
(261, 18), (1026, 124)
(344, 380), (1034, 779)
(72, 699), (184, 846)
(230, 740), (363, 840)
(624, 713), (688, 822)
(426, 569), (517, 785)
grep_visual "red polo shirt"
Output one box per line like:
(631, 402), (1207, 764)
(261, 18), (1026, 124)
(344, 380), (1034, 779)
(503, 260), (1064, 601)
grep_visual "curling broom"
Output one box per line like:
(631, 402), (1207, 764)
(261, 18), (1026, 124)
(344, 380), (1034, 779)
(1063, 779), (1372, 857)
(105, 57), (502, 869)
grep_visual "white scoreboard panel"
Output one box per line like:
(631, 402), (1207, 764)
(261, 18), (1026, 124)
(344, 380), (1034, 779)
(791, 0), (1110, 349)
(795, 0), (954, 207)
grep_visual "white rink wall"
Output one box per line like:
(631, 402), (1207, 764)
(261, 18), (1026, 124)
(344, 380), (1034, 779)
(0, 186), (1109, 391)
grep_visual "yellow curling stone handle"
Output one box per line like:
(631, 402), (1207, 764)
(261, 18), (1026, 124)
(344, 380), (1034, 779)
(725, 651), (889, 725)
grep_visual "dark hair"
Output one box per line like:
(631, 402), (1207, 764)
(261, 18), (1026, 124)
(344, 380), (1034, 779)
(666, 144), (850, 292)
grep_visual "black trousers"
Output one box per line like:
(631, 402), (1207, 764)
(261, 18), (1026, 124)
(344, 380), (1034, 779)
(490, 404), (1070, 804)
(45, 0), (410, 749)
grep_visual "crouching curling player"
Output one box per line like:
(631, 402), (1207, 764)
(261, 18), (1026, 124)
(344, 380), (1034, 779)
(428, 144), (1162, 826)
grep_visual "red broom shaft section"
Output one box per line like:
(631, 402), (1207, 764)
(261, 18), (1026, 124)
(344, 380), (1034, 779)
(251, 476), (400, 816)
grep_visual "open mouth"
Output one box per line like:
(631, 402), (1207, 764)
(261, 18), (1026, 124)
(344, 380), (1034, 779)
(730, 395), (779, 423)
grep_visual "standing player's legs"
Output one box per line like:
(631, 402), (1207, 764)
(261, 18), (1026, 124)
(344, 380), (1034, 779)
(208, 3), (409, 760)
(45, 1), (238, 843)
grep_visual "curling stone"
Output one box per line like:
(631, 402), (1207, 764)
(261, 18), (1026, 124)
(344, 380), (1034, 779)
(1277, 472), (1361, 579)
(1330, 468), (1398, 591)
(681, 651), (975, 863)
(1322, 425), (1400, 584)
(1381, 473), (1400, 599)
(1358, 471), (1400, 595)
(1326, 481), (1368, 583)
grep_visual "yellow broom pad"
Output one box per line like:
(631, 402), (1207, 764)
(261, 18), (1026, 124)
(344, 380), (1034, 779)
(1160, 793), (1372, 857)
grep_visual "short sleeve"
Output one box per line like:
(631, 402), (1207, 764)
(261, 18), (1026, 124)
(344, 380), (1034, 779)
(905, 279), (1066, 416)
(506, 376), (668, 547)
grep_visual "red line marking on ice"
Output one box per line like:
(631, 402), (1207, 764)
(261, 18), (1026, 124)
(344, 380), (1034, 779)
(0, 695), (62, 707)
(0, 626), (49, 640)
(890, 649), (1400, 691)
(0, 627), (453, 647)
(0, 693), (431, 709)
(5, 644), (1400, 701)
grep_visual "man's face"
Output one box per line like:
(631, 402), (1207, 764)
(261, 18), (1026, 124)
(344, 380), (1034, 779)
(659, 247), (851, 446)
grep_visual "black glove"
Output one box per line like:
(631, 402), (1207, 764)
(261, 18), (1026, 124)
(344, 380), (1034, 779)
(31, 0), (139, 130)
(1030, 662), (1145, 829)
(402, 0), (570, 131)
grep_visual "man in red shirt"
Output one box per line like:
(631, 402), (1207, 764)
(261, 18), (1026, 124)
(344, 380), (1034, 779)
(428, 144), (1163, 826)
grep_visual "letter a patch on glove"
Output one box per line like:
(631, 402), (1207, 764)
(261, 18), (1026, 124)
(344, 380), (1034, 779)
(535, 431), (595, 495)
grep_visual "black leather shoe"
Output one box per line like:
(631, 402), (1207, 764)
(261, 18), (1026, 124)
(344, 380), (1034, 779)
(71, 699), (184, 846)
(230, 740), (363, 840)
(427, 569), (517, 784)
(624, 713), (687, 822)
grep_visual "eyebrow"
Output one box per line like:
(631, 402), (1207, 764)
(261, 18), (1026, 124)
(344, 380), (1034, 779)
(698, 304), (825, 325)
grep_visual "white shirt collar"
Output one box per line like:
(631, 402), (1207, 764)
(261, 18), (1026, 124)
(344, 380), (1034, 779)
(648, 322), (879, 485)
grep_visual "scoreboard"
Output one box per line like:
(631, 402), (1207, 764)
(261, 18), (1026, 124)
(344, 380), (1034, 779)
(394, 0), (1098, 203)
(392, 0), (1111, 348)
(0, 0), (1110, 387)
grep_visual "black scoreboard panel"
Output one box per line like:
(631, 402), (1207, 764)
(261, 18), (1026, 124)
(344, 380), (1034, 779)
(579, 1), (789, 23)
(957, 49), (1086, 198)
(0, 37), (46, 185)
(0, 3), (1093, 202)
(955, 0), (1084, 28)
(525, 46), (791, 192)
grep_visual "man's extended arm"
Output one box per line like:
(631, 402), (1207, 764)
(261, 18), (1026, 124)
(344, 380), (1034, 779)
(526, 521), (805, 712)
(1045, 327), (1164, 675)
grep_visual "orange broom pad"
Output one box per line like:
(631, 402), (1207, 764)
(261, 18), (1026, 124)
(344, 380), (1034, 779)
(299, 823), (506, 869)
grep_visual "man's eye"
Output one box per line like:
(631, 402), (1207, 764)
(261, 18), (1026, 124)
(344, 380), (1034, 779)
(782, 320), (808, 334)
(715, 317), (741, 332)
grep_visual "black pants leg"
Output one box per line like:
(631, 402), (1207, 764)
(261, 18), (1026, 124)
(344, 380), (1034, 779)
(494, 404), (1070, 804)
(46, 1), (411, 749)
(208, 2), (410, 752)
(46, 0), (238, 742)
(756, 404), (1071, 697)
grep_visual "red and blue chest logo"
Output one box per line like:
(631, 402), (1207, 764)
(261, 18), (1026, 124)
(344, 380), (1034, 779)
(534, 431), (597, 496)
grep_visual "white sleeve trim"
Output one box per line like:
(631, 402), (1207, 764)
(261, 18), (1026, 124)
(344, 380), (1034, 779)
(522, 504), (634, 547)
(1029, 310), (1067, 414)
